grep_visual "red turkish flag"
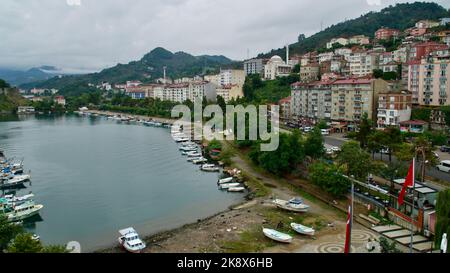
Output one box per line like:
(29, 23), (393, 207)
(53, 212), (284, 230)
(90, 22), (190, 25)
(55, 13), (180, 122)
(398, 159), (415, 206)
(344, 205), (352, 254)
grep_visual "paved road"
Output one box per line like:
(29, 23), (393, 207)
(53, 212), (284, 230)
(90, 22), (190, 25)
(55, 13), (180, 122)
(324, 136), (450, 186)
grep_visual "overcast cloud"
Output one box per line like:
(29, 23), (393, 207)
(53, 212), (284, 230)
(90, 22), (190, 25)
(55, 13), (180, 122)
(0, 0), (449, 73)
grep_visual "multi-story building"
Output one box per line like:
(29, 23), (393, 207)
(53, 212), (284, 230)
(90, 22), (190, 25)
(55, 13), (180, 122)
(264, 55), (292, 80)
(291, 80), (333, 122)
(406, 60), (421, 104)
(379, 52), (394, 65)
(348, 35), (370, 45)
(334, 48), (353, 60)
(318, 52), (334, 64)
(243, 58), (265, 76)
(204, 74), (219, 86)
(381, 61), (399, 73)
(300, 52), (318, 66)
(418, 54), (450, 106)
(377, 92), (412, 129)
(219, 69), (246, 86)
(54, 96), (66, 106)
(278, 96), (291, 123)
(409, 42), (448, 61)
(331, 78), (388, 122)
(415, 20), (440, 29)
(326, 38), (348, 49)
(216, 84), (243, 102)
(375, 27), (400, 40)
(125, 85), (157, 99)
(348, 51), (379, 77)
(299, 64), (320, 82)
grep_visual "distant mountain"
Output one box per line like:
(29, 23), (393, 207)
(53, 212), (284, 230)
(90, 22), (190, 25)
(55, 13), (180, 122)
(259, 2), (450, 59)
(0, 66), (61, 86)
(20, 47), (236, 96)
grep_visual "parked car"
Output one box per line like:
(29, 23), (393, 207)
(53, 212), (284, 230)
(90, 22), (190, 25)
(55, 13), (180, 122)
(321, 129), (330, 135)
(440, 146), (450, 153)
(380, 148), (390, 154)
(303, 127), (312, 133)
(437, 160), (450, 173)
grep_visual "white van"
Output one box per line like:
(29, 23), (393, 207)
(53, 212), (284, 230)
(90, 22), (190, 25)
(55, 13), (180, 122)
(437, 160), (450, 173)
(321, 129), (330, 135)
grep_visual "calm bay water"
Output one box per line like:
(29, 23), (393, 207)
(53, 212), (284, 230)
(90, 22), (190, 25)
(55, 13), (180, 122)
(0, 114), (244, 251)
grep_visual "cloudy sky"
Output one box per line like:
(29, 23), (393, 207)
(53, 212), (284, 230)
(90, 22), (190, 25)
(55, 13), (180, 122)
(1, 0), (449, 73)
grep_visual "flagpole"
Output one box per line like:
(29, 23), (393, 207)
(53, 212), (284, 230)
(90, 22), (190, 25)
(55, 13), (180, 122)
(410, 157), (415, 253)
(350, 181), (354, 253)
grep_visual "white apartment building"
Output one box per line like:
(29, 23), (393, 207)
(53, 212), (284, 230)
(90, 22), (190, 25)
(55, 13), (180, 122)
(219, 69), (246, 86)
(349, 51), (379, 77)
(334, 48), (353, 61)
(318, 52), (334, 64)
(418, 55), (450, 106)
(377, 92), (412, 129)
(326, 38), (349, 49)
(216, 85), (244, 102)
(291, 81), (333, 121)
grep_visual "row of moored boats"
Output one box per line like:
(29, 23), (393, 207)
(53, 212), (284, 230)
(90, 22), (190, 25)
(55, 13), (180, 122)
(1, 150), (44, 226)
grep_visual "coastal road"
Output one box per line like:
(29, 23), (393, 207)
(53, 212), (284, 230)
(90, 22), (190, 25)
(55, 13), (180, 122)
(324, 136), (450, 187)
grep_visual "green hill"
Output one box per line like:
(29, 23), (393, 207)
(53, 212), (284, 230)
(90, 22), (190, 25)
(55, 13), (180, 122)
(259, 2), (450, 58)
(0, 79), (28, 113)
(20, 47), (236, 96)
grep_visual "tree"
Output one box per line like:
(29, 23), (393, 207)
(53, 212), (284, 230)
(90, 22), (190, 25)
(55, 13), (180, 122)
(373, 69), (384, 79)
(379, 237), (402, 253)
(216, 95), (226, 113)
(356, 112), (373, 148)
(292, 64), (300, 73)
(309, 162), (351, 197)
(6, 233), (43, 253)
(305, 127), (324, 159)
(0, 215), (23, 251)
(40, 245), (69, 253)
(383, 126), (403, 162)
(0, 78), (10, 88)
(337, 141), (372, 181)
(367, 130), (385, 159)
(298, 34), (306, 42)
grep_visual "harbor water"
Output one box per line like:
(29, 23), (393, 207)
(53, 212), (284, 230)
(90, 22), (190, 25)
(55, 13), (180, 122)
(0, 114), (244, 251)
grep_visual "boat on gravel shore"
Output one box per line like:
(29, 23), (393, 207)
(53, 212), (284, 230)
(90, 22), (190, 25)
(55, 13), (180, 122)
(273, 198), (309, 213)
(290, 223), (315, 236)
(201, 164), (220, 172)
(219, 183), (241, 189)
(227, 186), (245, 192)
(117, 227), (146, 253)
(218, 177), (233, 184)
(263, 228), (292, 243)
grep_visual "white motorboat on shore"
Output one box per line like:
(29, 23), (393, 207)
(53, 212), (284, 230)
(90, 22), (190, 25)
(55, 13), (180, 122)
(201, 164), (220, 172)
(117, 227), (146, 253)
(219, 183), (241, 189)
(290, 223), (315, 236)
(218, 177), (233, 184)
(273, 198), (309, 213)
(262, 228), (292, 243)
(187, 152), (202, 158)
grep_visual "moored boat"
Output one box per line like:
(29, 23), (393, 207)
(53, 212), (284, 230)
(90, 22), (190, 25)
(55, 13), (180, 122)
(219, 183), (241, 189)
(117, 227), (146, 253)
(4, 200), (44, 222)
(227, 186), (246, 192)
(218, 177), (233, 184)
(192, 157), (207, 164)
(262, 228), (293, 243)
(290, 223), (315, 236)
(201, 164), (220, 172)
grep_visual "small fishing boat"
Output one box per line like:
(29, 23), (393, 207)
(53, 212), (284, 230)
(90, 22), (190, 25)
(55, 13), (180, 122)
(187, 152), (202, 158)
(227, 187), (246, 192)
(290, 223), (315, 236)
(219, 183), (241, 189)
(201, 164), (220, 172)
(0, 174), (31, 189)
(273, 199), (309, 213)
(5, 201), (44, 222)
(175, 137), (190, 143)
(187, 156), (202, 162)
(192, 157), (207, 164)
(218, 177), (233, 184)
(117, 227), (146, 253)
(262, 228), (293, 243)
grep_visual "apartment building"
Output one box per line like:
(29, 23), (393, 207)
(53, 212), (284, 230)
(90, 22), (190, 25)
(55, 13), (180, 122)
(409, 42), (448, 61)
(348, 51), (379, 77)
(243, 58), (265, 75)
(406, 60), (421, 104)
(326, 38), (348, 49)
(375, 27), (400, 40)
(418, 55), (450, 106)
(299, 64), (320, 82)
(278, 96), (292, 123)
(330, 78), (388, 122)
(216, 84), (244, 102)
(377, 92), (412, 129)
(291, 80), (333, 122)
(219, 69), (246, 86)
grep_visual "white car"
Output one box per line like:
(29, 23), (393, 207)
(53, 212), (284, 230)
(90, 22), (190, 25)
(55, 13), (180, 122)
(437, 160), (450, 173)
(303, 127), (312, 133)
(321, 129), (330, 135)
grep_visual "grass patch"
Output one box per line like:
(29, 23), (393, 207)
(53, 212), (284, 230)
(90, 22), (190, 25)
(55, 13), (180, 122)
(219, 226), (276, 253)
(242, 172), (271, 197)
